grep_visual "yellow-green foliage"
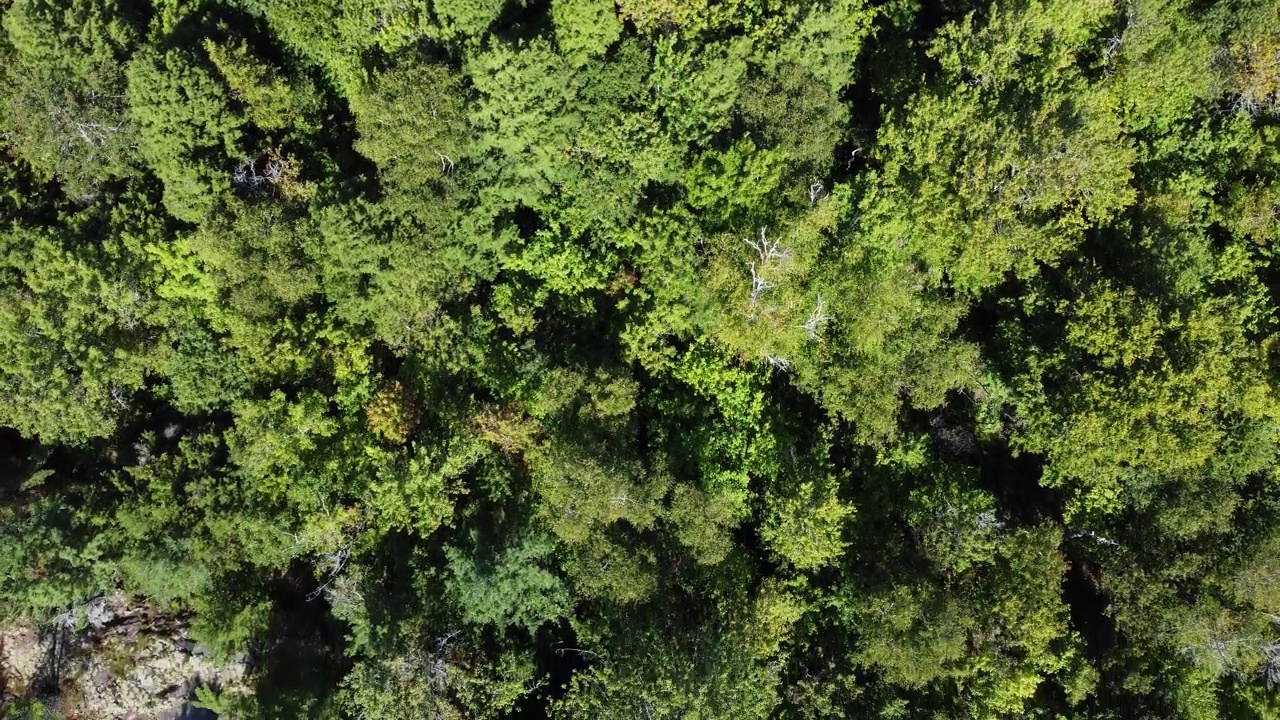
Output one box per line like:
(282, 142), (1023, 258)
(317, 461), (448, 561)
(364, 378), (421, 445)
(3, 0), (1279, 717)
(204, 40), (319, 132)
(760, 477), (851, 570)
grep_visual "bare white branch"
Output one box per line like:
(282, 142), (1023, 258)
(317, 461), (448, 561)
(1067, 528), (1121, 547)
(262, 159), (284, 185)
(233, 156), (288, 193)
(809, 178), (826, 205)
(743, 229), (789, 319)
(109, 384), (129, 411)
(434, 150), (455, 174)
(744, 228), (790, 266)
(748, 262), (773, 315)
(798, 293), (832, 341)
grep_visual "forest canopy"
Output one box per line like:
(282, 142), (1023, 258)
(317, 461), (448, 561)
(1, 0), (1280, 717)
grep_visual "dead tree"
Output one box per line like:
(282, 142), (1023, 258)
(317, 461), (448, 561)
(232, 156), (287, 194)
(434, 150), (455, 174)
(809, 178), (826, 205)
(744, 228), (789, 319)
(799, 293), (831, 341)
(748, 262), (773, 316)
(744, 228), (789, 266)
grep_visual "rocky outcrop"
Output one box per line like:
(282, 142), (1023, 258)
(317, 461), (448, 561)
(0, 593), (249, 719)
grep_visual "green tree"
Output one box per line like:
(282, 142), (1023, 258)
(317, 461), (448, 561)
(353, 59), (468, 203)
(0, 0), (142, 194)
(865, 0), (1135, 294)
(444, 532), (572, 634)
(127, 47), (243, 222)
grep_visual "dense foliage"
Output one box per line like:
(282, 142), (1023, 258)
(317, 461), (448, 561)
(1, 0), (1279, 717)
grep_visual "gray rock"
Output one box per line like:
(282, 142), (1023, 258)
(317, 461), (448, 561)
(0, 592), (250, 719)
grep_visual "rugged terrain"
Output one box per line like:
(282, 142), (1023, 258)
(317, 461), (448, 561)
(1, 594), (248, 719)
